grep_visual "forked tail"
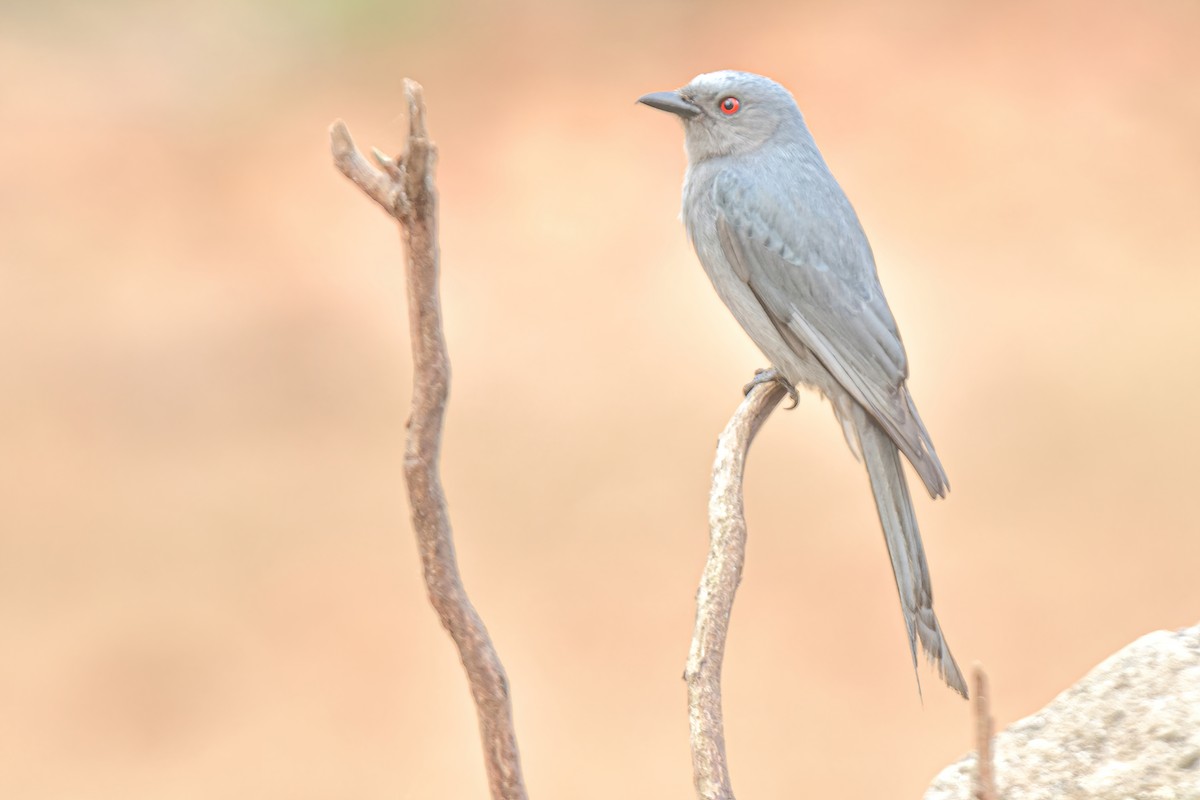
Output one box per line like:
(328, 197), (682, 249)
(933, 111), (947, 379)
(855, 406), (967, 698)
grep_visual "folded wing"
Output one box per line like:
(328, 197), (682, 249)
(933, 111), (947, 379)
(713, 168), (948, 497)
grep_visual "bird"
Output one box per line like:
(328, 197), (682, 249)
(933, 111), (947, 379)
(638, 70), (967, 698)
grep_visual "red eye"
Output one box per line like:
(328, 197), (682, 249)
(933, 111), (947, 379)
(720, 96), (740, 115)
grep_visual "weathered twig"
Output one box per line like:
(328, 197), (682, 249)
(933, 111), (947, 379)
(330, 80), (527, 800)
(685, 381), (788, 800)
(973, 664), (996, 800)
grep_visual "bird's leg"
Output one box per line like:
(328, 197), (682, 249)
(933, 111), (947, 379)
(743, 367), (799, 409)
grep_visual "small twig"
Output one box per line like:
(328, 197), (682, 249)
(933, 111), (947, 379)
(330, 122), (401, 215)
(685, 381), (788, 800)
(331, 80), (527, 800)
(973, 664), (996, 800)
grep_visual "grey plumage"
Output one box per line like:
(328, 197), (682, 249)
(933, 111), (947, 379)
(640, 71), (966, 698)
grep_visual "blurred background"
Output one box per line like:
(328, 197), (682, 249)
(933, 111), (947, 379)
(2, 0), (1198, 797)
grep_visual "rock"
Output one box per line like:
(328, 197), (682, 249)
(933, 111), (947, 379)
(926, 623), (1200, 800)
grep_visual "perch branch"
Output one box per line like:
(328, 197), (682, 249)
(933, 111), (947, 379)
(331, 79), (527, 800)
(973, 664), (996, 800)
(685, 380), (788, 800)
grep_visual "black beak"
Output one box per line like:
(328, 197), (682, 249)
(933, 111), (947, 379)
(637, 90), (700, 119)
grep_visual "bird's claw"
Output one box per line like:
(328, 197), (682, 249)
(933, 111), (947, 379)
(743, 368), (798, 409)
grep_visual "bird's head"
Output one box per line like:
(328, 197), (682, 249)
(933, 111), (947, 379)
(638, 70), (805, 163)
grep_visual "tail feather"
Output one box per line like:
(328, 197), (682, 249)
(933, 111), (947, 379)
(854, 406), (967, 699)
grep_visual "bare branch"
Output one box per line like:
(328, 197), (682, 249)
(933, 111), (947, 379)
(685, 381), (788, 800)
(330, 80), (527, 800)
(973, 664), (996, 800)
(330, 120), (401, 215)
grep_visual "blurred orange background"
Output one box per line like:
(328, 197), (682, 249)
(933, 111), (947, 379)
(3, 0), (1198, 797)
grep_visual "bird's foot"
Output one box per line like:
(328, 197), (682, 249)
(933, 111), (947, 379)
(743, 368), (799, 409)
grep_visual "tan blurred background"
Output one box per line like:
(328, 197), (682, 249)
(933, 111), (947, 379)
(2, 0), (1198, 797)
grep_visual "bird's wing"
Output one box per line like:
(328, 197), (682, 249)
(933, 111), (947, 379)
(713, 168), (948, 497)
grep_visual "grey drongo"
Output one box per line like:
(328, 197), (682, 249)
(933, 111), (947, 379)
(639, 70), (967, 698)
